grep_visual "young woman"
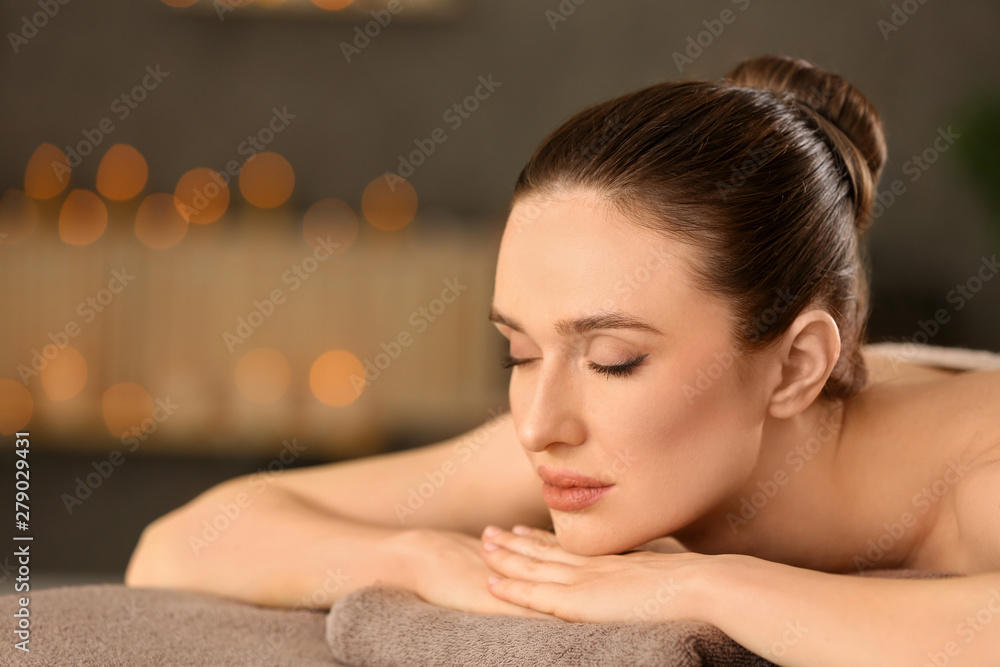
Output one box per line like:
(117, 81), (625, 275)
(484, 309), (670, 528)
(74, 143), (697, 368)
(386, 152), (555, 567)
(126, 55), (1000, 666)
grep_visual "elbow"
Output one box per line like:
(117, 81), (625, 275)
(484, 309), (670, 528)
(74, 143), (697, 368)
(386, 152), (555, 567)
(125, 514), (182, 589)
(124, 476), (252, 591)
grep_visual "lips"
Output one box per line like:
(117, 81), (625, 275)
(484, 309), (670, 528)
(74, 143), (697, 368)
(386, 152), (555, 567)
(537, 465), (614, 511)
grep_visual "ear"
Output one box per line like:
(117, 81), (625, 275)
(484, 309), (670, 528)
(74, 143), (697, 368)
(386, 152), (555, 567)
(766, 309), (841, 419)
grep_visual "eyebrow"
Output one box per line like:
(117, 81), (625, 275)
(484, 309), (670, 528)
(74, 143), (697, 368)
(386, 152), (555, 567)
(488, 306), (663, 337)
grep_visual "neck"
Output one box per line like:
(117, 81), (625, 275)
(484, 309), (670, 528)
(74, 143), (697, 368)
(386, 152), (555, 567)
(673, 394), (852, 568)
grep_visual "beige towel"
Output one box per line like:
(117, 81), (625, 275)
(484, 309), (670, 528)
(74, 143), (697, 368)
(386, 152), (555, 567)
(325, 570), (961, 667)
(864, 341), (1000, 371)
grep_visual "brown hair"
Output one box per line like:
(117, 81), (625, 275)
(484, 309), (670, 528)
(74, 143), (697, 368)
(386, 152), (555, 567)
(510, 54), (887, 401)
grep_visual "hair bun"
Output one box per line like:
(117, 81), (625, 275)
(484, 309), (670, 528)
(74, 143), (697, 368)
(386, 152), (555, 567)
(724, 55), (887, 232)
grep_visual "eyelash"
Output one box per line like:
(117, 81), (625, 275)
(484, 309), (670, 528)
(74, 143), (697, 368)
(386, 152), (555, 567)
(499, 353), (649, 379)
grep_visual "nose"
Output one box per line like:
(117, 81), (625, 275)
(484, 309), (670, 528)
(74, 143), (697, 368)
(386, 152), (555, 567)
(512, 358), (586, 453)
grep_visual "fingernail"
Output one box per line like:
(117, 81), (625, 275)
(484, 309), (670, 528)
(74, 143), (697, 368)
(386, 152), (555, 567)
(488, 576), (501, 585)
(483, 525), (501, 536)
(512, 525), (530, 535)
(483, 542), (499, 551)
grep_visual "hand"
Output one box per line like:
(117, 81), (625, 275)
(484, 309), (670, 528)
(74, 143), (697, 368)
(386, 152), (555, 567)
(382, 528), (559, 620)
(480, 525), (720, 623)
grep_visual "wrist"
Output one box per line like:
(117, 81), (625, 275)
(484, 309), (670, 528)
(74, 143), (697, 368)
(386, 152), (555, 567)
(374, 528), (430, 592)
(689, 553), (755, 627)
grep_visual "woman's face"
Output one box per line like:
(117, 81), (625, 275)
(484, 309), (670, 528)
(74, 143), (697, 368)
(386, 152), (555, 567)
(492, 188), (770, 555)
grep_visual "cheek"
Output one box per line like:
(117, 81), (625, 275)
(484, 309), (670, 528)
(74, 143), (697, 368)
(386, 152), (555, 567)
(606, 351), (762, 519)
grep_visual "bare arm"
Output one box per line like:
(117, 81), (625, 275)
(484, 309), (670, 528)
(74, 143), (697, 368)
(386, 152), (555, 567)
(125, 410), (551, 609)
(706, 557), (1000, 667)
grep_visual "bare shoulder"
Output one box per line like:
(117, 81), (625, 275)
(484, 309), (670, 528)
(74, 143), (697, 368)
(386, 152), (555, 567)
(952, 458), (1000, 572)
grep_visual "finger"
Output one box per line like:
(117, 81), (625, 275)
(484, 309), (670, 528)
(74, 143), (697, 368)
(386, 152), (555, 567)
(480, 542), (577, 584)
(482, 529), (582, 565)
(511, 525), (558, 543)
(487, 576), (570, 620)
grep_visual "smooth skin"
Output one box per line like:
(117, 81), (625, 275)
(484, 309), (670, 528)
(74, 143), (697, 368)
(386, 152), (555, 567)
(127, 187), (1000, 666)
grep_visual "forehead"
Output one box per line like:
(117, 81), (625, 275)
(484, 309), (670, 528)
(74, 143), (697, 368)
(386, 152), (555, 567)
(494, 191), (722, 333)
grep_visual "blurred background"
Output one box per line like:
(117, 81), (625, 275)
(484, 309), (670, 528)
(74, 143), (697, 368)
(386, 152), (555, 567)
(0, 0), (998, 590)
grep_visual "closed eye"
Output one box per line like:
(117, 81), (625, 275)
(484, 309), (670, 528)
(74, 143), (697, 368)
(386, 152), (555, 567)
(499, 353), (648, 379)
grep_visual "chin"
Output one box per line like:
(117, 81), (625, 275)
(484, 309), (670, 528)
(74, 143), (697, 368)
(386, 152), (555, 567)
(553, 516), (649, 556)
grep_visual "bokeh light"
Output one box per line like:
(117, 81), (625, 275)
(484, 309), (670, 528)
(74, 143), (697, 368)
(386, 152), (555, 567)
(102, 382), (155, 439)
(135, 193), (189, 249)
(0, 189), (39, 244)
(59, 189), (108, 246)
(239, 152), (295, 209)
(309, 350), (365, 407)
(39, 346), (88, 401)
(96, 143), (148, 201)
(362, 175), (417, 231)
(173, 167), (230, 225)
(24, 143), (70, 200)
(235, 348), (292, 404)
(302, 198), (358, 253)
(0, 379), (33, 435)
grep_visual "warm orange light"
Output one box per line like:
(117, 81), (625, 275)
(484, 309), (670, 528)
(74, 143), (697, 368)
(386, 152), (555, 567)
(311, 0), (354, 9)
(0, 189), (39, 244)
(160, 0), (199, 6)
(302, 198), (358, 253)
(24, 143), (70, 200)
(59, 189), (108, 246)
(362, 175), (417, 231)
(309, 350), (365, 407)
(173, 168), (229, 225)
(0, 379), (33, 435)
(235, 348), (292, 404)
(97, 144), (148, 201)
(39, 346), (88, 401)
(239, 152), (294, 209)
(102, 382), (155, 439)
(135, 193), (188, 249)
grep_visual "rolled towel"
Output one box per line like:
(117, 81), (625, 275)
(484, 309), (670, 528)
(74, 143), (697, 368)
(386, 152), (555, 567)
(325, 584), (776, 667)
(325, 570), (961, 667)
